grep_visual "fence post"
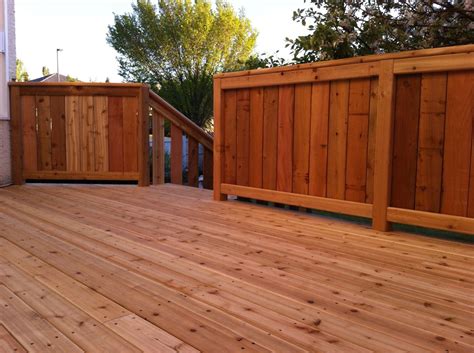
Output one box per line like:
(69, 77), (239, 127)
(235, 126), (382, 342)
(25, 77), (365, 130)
(372, 60), (395, 231)
(138, 85), (150, 187)
(152, 110), (165, 184)
(9, 85), (24, 185)
(213, 77), (227, 200)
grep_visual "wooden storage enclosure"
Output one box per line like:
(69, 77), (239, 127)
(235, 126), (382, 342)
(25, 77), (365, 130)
(213, 45), (474, 234)
(10, 83), (149, 185)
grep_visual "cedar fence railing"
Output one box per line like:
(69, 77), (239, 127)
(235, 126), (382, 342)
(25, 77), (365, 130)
(9, 82), (213, 189)
(213, 44), (474, 235)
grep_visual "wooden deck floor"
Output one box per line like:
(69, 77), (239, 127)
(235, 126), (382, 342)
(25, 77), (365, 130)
(0, 184), (472, 353)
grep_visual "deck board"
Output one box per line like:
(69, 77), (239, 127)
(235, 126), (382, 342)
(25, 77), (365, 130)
(0, 184), (473, 353)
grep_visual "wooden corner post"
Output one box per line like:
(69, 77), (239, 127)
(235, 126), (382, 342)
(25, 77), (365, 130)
(10, 85), (24, 185)
(213, 77), (227, 200)
(372, 60), (395, 231)
(138, 85), (150, 187)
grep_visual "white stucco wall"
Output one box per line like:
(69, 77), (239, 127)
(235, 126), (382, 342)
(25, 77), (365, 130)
(0, 0), (15, 185)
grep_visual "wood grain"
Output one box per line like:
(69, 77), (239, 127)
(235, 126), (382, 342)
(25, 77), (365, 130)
(21, 96), (37, 172)
(249, 88), (264, 188)
(276, 85), (295, 192)
(50, 96), (66, 171)
(236, 89), (250, 186)
(415, 73), (447, 213)
(308, 82), (330, 197)
(441, 71), (473, 216)
(108, 96), (124, 173)
(391, 75), (421, 209)
(262, 87), (279, 190)
(223, 90), (237, 185)
(327, 80), (349, 200)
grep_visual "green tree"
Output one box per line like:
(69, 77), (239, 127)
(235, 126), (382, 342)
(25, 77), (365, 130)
(288, 0), (474, 63)
(107, 0), (257, 127)
(15, 59), (29, 82)
(42, 66), (50, 76)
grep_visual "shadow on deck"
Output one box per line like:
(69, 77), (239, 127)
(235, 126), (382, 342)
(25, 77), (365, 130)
(0, 184), (472, 352)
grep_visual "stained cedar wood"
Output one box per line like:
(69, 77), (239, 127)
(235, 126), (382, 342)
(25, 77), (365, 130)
(170, 124), (183, 184)
(152, 111), (165, 185)
(308, 82), (329, 197)
(469, 132), (474, 218)
(236, 89), (250, 186)
(391, 75), (421, 209)
(277, 85), (295, 192)
(21, 96), (37, 172)
(50, 96), (67, 171)
(188, 137), (199, 187)
(365, 78), (378, 204)
(346, 78), (370, 202)
(0, 184), (473, 353)
(262, 87), (278, 190)
(65, 96), (81, 172)
(80, 96), (95, 172)
(108, 97), (124, 172)
(415, 73), (447, 213)
(36, 96), (52, 171)
(122, 97), (139, 172)
(292, 83), (312, 194)
(203, 148), (213, 190)
(93, 96), (109, 172)
(327, 80), (349, 200)
(441, 71), (473, 216)
(223, 90), (237, 185)
(249, 88), (264, 188)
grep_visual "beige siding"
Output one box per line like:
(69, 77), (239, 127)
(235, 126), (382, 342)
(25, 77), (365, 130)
(0, 0), (15, 185)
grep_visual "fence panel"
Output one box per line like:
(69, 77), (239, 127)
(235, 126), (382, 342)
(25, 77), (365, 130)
(10, 83), (148, 184)
(214, 44), (474, 234)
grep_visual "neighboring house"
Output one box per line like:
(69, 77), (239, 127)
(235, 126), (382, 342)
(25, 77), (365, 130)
(0, 0), (15, 186)
(29, 73), (69, 82)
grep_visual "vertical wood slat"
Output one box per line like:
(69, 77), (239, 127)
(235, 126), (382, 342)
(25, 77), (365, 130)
(415, 73), (447, 213)
(276, 85), (295, 192)
(50, 96), (66, 171)
(365, 78), (378, 204)
(390, 75), (421, 209)
(93, 96), (109, 172)
(10, 86), (24, 184)
(80, 96), (95, 172)
(223, 90), (237, 185)
(187, 136), (199, 187)
(65, 96), (81, 172)
(345, 78), (370, 203)
(108, 97), (124, 173)
(327, 80), (349, 200)
(170, 123), (183, 184)
(138, 86), (150, 186)
(236, 89), (250, 186)
(262, 87), (278, 190)
(308, 82), (330, 197)
(36, 96), (52, 171)
(21, 96), (37, 173)
(469, 128), (474, 218)
(441, 71), (473, 216)
(293, 83), (312, 194)
(372, 60), (396, 231)
(203, 148), (213, 190)
(152, 110), (165, 185)
(248, 88), (264, 188)
(213, 78), (226, 199)
(122, 97), (138, 173)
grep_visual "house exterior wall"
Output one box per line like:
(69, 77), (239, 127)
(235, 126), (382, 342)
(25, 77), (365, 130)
(0, 0), (15, 186)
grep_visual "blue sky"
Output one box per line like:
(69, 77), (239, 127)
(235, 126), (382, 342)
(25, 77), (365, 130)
(16, 0), (306, 82)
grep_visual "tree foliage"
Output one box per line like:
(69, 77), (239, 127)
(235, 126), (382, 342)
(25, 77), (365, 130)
(15, 59), (29, 82)
(107, 0), (257, 127)
(288, 0), (474, 63)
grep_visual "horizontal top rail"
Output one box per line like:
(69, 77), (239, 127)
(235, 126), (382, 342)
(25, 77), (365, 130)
(215, 44), (474, 79)
(149, 90), (213, 151)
